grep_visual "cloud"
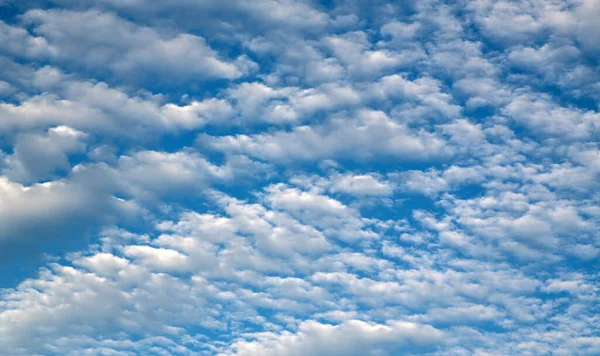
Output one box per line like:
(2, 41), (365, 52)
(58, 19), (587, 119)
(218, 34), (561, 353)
(51, 0), (331, 33)
(21, 9), (250, 83)
(0, 19), (55, 58)
(329, 173), (394, 197)
(2, 125), (87, 184)
(225, 82), (361, 124)
(0, 146), (270, 265)
(200, 109), (449, 162)
(0, 170), (138, 255)
(0, 183), (598, 355)
(0, 67), (234, 135)
(503, 93), (600, 139)
(0, 0), (599, 355)
(223, 320), (445, 356)
(324, 31), (415, 78)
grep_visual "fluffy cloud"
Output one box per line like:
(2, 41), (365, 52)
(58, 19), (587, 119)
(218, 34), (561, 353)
(0, 0), (599, 355)
(200, 109), (449, 162)
(224, 320), (446, 356)
(2, 125), (87, 183)
(0, 66), (234, 135)
(21, 9), (249, 83)
(1, 187), (597, 355)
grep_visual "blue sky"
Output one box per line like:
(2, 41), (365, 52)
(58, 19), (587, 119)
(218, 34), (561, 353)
(0, 0), (599, 355)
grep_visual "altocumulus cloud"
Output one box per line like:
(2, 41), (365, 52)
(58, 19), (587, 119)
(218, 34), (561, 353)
(0, 0), (599, 355)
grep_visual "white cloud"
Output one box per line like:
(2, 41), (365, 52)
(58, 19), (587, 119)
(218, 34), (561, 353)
(223, 320), (445, 356)
(324, 31), (415, 78)
(263, 184), (379, 242)
(123, 245), (189, 272)
(0, 173), (137, 247)
(0, 19), (55, 58)
(54, 0), (331, 32)
(226, 82), (360, 124)
(0, 183), (598, 354)
(503, 93), (600, 139)
(329, 173), (394, 197)
(2, 125), (87, 183)
(21, 9), (249, 82)
(0, 69), (234, 135)
(201, 109), (449, 162)
(0, 1), (599, 355)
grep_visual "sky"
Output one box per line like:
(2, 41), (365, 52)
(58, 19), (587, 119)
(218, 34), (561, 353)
(0, 0), (599, 355)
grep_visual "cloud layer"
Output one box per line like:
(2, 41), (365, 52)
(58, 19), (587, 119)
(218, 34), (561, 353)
(0, 0), (599, 355)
